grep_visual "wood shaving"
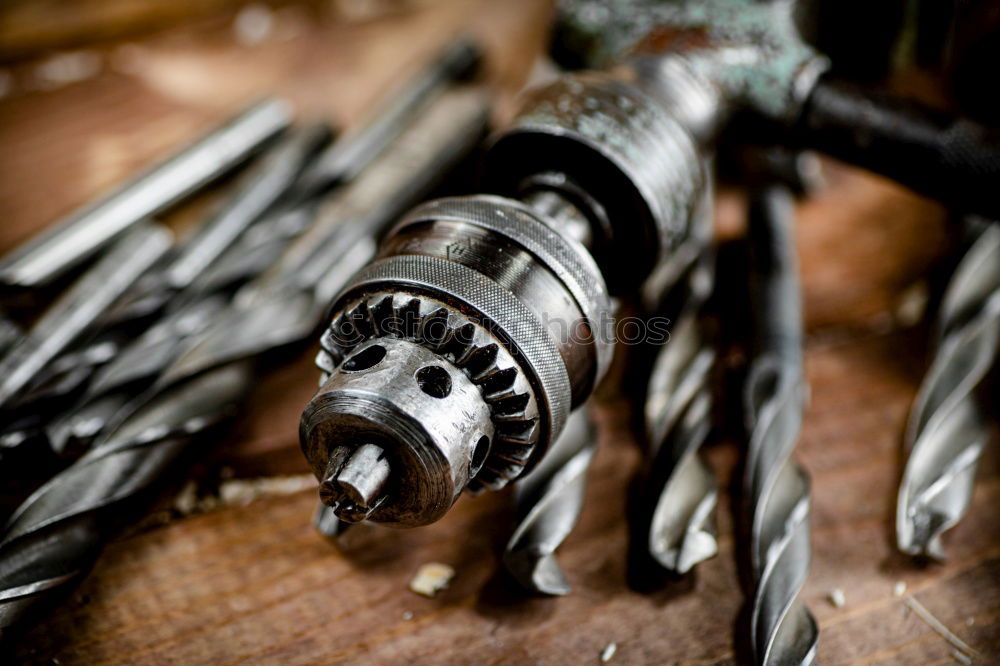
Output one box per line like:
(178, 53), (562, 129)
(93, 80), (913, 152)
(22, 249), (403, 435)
(409, 563), (455, 598)
(173, 474), (317, 517)
(900, 593), (978, 659)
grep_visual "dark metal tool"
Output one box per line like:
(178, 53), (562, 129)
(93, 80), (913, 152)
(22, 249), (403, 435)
(299, 0), (825, 534)
(796, 81), (1000, 218)
(0, 223), (173, 413)
(897, 219), (999, 560)
(0, 85), (491, 638)
(0, 99), (292, 290)
(743, 184), (816, 666)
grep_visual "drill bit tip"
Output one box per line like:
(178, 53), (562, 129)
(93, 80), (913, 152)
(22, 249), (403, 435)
(504, 551), (572, 597)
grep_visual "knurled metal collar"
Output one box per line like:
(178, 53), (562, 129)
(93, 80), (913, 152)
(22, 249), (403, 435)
(393, 195), (614, 384)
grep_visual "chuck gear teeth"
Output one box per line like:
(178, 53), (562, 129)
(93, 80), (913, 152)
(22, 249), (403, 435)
(318, 291), (541, 491)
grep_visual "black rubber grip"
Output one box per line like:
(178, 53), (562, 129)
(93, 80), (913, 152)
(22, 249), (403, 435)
(798, 78), (1000, 218)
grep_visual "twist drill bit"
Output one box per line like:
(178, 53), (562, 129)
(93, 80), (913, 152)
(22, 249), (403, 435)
(503, 406), (596, 595)
(0, 363), (250, 639)
(897, 219), (1000, 560)
(641, 302), (717, 576)
(0, 99), (291, 290)
(0, 86), (491, 637)
(743, 184), (817, 666)
(0, 207), (312, 463)
(32, 122), (332, 458)
(0, 223), (173, 413)
(632, 202), (718, 576)
(43, 294), (232, 459)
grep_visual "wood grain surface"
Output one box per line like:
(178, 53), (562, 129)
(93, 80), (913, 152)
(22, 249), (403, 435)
(1, 1), (997, 664)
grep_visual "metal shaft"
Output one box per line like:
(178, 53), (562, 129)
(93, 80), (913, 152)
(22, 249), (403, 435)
(0, 362), (251, 639)
(0, 223), (172, 412)
(897, 219), (1000, 559)
(161, 123), (331, 292)
(798, 79), (1000, 219)
(743, 185), (817, 666)
(0, 99), (291, 290)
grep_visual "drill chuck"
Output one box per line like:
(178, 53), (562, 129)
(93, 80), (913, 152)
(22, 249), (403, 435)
(301, 66), (711, 527)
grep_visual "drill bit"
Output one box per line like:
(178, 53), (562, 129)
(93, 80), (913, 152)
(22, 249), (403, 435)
(897, 219), (1000, 560)
(0, 86), (491, 637)
(503, 406), (596, 595)
(0, 99), (291, 290)
(0, 223), (173, 413)
(8, 134), (327, 423)
(743, 184), (817, 666)
(0, 208), (310, 462)
(109, 122), (332, 325)
(0, 362), (251, 638)
(43, 294), (231, 459)
(641, 306), (717, 576)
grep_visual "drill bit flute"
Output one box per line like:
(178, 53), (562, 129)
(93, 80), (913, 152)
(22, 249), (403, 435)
(897, 219), (1000, 559)
(743, 184), (816, 665)
(639, 265), (718, 576)
(503, 406), (597, 595)
(0, 86), (491, 639)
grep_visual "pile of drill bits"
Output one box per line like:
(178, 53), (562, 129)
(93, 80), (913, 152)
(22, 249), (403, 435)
(0, 40), (488, 638)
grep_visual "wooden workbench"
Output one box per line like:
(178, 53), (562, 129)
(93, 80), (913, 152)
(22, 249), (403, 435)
(1, 1), (997, 663)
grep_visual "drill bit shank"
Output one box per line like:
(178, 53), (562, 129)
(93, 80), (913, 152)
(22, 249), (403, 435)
(0, 223), (173, 413)
(0, 99), (291, 290)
